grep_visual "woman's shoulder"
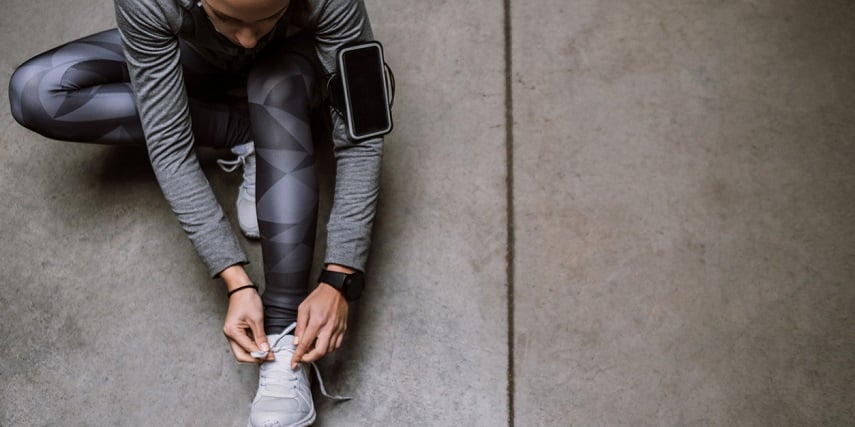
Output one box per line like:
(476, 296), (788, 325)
(304, 0), (365, 24)
(115, 0), (190, 33)
(305, 0), (363, 15)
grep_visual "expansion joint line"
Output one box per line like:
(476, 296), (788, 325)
(503, 0), (515, 426)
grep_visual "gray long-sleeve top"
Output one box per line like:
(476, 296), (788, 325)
(114, 0), (382, 276)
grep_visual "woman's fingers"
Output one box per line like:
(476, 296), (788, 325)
(294, 319), (346, 364)
(248, 317), (271, 357)
(227, 338), (257, 363)
(292, 320), (321, 368)
(223, 288), (269, 362)
(302, 316), (348, 362)
(334, 332), (344, 351)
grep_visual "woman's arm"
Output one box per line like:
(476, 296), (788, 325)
(290, 0), (385, 366)
(313, 0), (384, 274)
(114, 0), (248, 278)
(114, 0), (266, 361)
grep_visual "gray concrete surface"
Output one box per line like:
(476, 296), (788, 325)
(1, 0), (853, 426)
(512, 1), (855, 426)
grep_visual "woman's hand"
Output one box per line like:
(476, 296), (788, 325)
(291, 275), (350, 369)
(224, 289), (272, 362)
(220, 265), (271, 363)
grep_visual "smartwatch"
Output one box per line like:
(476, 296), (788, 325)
(318, 268), (365, 301)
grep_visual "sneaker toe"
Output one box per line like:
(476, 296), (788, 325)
(249, 396), (314, 427)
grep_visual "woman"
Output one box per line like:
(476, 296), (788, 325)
(8, 0), (384, 425)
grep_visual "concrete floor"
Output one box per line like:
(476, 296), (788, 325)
(1, 0), (853, 426)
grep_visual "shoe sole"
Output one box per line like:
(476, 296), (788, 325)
(242, 230), (261, 240)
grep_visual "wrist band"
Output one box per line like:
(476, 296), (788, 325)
(228, 284), (258, 297)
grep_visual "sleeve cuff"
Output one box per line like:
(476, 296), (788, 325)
(324, 228), (372, 273)
(193, 219), (249, 278)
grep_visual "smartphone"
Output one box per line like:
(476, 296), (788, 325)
(337, 41), (393, 140)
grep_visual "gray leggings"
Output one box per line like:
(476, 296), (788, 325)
(9, 29), (319, 333)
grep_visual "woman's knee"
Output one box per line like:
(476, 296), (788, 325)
(9, 29), (133, 141)
(247, 53), (317, 108)
(8, 54), (57, 133)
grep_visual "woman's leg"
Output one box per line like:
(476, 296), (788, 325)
(9, 29), (143, 144)
(247, 50), (320, 334)
(8, 29), (251, 148)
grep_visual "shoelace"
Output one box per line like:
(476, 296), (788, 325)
(216, 146), (255, 193)
(261, 324), (352, 402)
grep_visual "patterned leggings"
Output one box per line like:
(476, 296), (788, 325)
(9, 29), (319, 333)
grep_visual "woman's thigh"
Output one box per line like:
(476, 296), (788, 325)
(8, 28), (251, 148)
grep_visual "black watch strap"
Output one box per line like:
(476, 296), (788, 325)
(318, 268), (364, 301)
(319, 269), (348, 288)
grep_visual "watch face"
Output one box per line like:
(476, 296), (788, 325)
(344, 272), (365, 300)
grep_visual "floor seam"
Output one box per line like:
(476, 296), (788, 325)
(504, 0), (515, 426)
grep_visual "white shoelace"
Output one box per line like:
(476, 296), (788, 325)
(257, 324), (352, 402)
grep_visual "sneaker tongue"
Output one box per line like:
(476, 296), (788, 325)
(258, 359), (300, 398)
(260, 381), (297, 398)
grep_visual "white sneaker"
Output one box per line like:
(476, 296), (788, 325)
(248, 324), (351, 427)
(218, 142), (259, 239)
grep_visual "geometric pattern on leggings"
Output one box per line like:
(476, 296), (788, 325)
(247, 54), (319, 332)
(9, 28), (252, 148)
(8, 29), (144, 145)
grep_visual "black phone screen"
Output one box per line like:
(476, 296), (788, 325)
(341, 45), (391, 138)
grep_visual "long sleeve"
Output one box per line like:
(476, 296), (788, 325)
(312, 0), (385, 272)
(114, 0), (247, 277)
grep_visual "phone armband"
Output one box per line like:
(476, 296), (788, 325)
(327, 41), (394, 141)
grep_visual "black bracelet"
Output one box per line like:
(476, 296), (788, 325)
(228, 284), (258, 298)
